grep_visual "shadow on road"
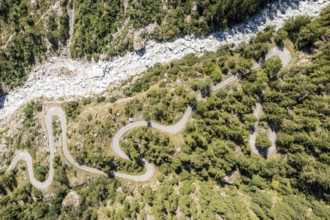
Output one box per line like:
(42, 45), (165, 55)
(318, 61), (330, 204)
(106, 171), (116, 178)
(257, 147), (269, 158)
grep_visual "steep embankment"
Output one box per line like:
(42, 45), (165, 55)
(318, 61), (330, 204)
(0, 0), (328, 124)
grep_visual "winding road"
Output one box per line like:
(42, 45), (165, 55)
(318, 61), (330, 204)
(249, 102), (277, 157)
(7, 47), (291, 189)
(249, 47), (292, 157)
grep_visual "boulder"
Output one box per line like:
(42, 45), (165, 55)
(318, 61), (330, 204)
(192, 1), (198, 12)
(31, 0), (37, 8)
(133, 31), (145, 51)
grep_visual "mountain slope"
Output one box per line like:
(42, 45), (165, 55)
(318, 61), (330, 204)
(0, 6), (329, 219)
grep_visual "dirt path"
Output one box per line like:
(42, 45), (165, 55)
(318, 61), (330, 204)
(1, 33), (15, 50)
(1, 1), (60, 50)
(61, 3), (75, 57)
(35, 1), (60, 25)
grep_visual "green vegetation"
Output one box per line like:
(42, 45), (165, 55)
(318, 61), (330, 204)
(1, 6), (330, 219)
(71, 0), (275, 59)
(71, 0), (124, 59)
(64, 101), (80, 119)
(33, 162), (49, 182)
(52, 116), (62, 138)
(0, 0), (70, 92)
(22, 101), (42, 128)
(0, 155), (70, 219)
(256, 134), (271, 150)
(153, 0), (273, 41)
(1, 0), (276, 92)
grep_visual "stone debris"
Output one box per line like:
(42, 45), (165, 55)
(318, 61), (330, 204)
(31, 0), (37, 8)
(133, 30), (145, 51)
(0, 0), (328, 124)
(62, 191), (80, 207)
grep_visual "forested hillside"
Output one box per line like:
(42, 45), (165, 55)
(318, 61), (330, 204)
(71, 0), (274, 58)
(0, 0), (274, 93)
(0, 0), (70, 92)
(0, 5), (329, 219)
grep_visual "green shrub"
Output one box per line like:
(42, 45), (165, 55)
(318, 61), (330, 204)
(64, 101), (80, 119)
(256, 134), (271, 150)
(109, 97), (117, 103)
(274, 29), (288, 46)
(97, 96), (106, 103)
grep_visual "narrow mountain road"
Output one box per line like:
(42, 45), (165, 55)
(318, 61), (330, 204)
(249, 102), (262, 155)
(267, 126), (277, 156)
(266, 47), (292, 66)
(1, 33), (15, 50)
(7, 69), (235, 188)
(249, 102), (277, 157)
(7, 46), (291, 188)
(8, 107), (104, 189)
(249, 46), (292, 157)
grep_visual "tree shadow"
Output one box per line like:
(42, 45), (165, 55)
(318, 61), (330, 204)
(135, 48), (146, 57)
(188, 102), (197, 110)
(268, 123), (277, 133)
(134, 157), (146, 167)
(0, 93), (6, 109)
(106, 171), (115, 178)
(277, 44), (285, 51)
(250, 127), (256, 134)
(256, 147), (269, 158)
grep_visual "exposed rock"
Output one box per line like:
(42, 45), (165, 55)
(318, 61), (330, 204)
(0, 82), (9, 94)
(86, 66), (104, 79)
(185, 15), (192, 24)
(221, 192), (229, 198)
(31, 0), (37, 8)
(192, 1), (198, 12)
(223, 171), (239, 185)
(133, 23), (158, 51)
(62, 191), (80, 207)
(133, 31), (145, 51)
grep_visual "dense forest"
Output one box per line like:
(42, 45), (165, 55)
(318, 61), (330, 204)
(0, 0), (70, 92)
(71, 0), (274, 58)
(0, 0), (274, 93)
(0, 5), (329, 219)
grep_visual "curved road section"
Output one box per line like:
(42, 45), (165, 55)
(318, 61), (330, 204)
(266, 47), (292, 66)
(8, 47), (290, 188)
(249, 46), (292, 157)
